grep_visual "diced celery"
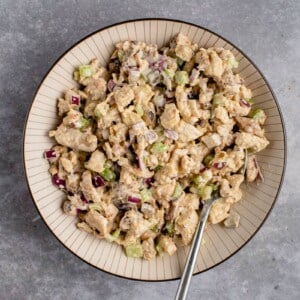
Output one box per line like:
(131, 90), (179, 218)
(164, 69), (175, 79)
(88, 203), (103, 212)
(140, 188), (152, 202)
(125, 244), (143, 258)
(193, 175), (206, 187)
(250, 108), (265, 120)
(155, 244), (163, 256)
(154, 165), (163, 172)
(117, 50), (125, 62)
(140, 73), (148, 82)
(164, 221), (174, 235)
(94, 103), (109, 118)
(213, 94), (225, 107)
(208, 183), (218, 191)
(104, 160), (112, 169)
(151, 142), (168, 153)
(227, 57), (239, 69)
(78, 117), (90, 131)
(172, 183), (183, 199)
(174, 71), (189, 85)
(100, 168), (116, 182)
(199, 185), (213, 200)
(135, 104), (144, 116)
(151, 224), (159, 233)
(245, 98), (254, 105)
(203, 154), (213, 166)
(79, 65), (94, 78)
(176, 57), (185, 67)
(106, 229), (121, 242)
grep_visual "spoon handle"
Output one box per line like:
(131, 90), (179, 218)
(175, 198), (215, 300)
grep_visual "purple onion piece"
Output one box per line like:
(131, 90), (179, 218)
(213, 162), (227, 170)
(128, 196), (141, 204)
(137, 156), (146, 171)
(145, 177), (153, 187)
(145, 130), (158, 144)
(164, 129), (179, 140)
(164, 96), (175, 104)
(200, 165), (207, 172)
(92, 175), (105, 187)
(52, 174), (66, 190)
(107, 79), (116, 92)
(71, 95), (80, 105)
(240, 98), (250, 108)
(44, 150), (56, 159)
(253, 157), (264, 182)
(148, 111), (155, 121)
(80, 194), (89, 204)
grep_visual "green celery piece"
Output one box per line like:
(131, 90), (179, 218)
(250, 108), (264, 120)
(246, 98), (254, 105)
(172, 183), (183, 199)
(176, 57), (185, 67)
(79, 117), (90, 131)
(100, 168), (116, 182)
(199, 185), (213, 200)
(203, 154), (213, 166)
(125, 244), (143, 258)
(151, 142), (168, 154)
(164, 221), (174, 235)
(213, 94), (225, 107)
(164, 69), (175, 79)
(174, 71), (189, 85)
(79, 65), (94, 78)
(135, 104), (144, 116)
(140, 189), (152, 202)
(106, 229), (121, 242)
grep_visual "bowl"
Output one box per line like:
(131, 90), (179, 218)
(23, 18), (286, 281)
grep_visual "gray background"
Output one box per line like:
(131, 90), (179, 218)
(0, 0), (299, 299)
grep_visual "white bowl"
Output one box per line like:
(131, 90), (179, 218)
(23, 18), (286, 281)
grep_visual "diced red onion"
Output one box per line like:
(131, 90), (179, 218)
(92, 175), (105, 187)
(52, 174), (66, 190)
(71, 95), (80, 105)
(145, 130), (158, 144)
(107, 79), (116, 92)
(145, 177), (153, 187)
(189, 68), (199, 83)
(253, 157), (264, 182)
(128, 69), (140, 82)
(76, 208), (84, 215)
(128, 196), (141, 204)
(149, 55), (167, 72)
(164, 129), (179, 140)
(80, 194), (89, 204)
(137, 156), (146, 171)
(213, 162), (227, 169)
(44, 150), (56, 159)
(240, 98), (250, 107)
(164, 96), (175, 104)
(148, 111), (155, 121)
(200, 164), (207, 172)
(253, 157), (258, 168)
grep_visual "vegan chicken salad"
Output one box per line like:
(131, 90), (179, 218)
(44, 33), (269, 260)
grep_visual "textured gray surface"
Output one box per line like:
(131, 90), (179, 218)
(0, 0), (299, 299)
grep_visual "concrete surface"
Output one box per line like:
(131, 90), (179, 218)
(0, 0), (299, 299)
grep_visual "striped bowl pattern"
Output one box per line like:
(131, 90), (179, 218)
(24, 19), (286, 281)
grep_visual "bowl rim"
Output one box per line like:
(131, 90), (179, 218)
(23, 17), (287, 282)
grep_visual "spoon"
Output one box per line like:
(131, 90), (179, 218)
(175, 195), (220, 300)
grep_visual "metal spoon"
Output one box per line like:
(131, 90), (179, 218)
(175, 195), (220, 300)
